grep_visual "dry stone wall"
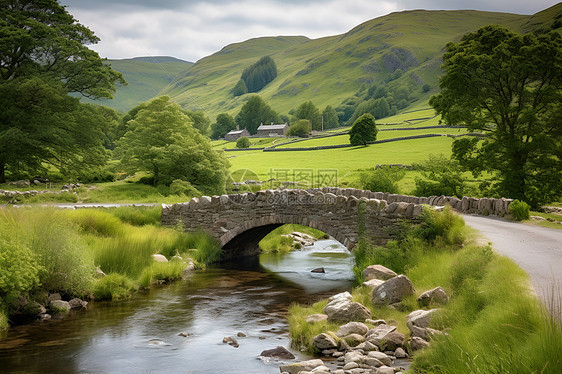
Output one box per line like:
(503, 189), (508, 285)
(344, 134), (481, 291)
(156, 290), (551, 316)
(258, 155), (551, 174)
(161, 189), (424, 258)
(304, 187), (512, 217)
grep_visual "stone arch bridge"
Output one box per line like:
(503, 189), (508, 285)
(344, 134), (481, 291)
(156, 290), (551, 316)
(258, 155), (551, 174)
(161, 188), (425, 260)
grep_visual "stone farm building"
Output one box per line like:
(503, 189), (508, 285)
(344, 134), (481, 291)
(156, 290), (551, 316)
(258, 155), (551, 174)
(224, 128), (250, 141)
(257, 123), (289, 137)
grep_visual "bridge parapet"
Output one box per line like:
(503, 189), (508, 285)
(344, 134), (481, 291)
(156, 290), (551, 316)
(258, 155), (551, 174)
(162, 189), (424, 259)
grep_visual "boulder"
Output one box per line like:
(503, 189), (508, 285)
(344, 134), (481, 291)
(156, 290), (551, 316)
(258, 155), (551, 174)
(21, 301), (46, 316)
(48, 293), (62, 303)
(366, 324), (396, 344)
(372, 275), (415, 306)
(410, 336), (430, 351)
(363, 279), (385, 289)
(336, 321), (369, 337)
(279, 359), (325, 374)
(68, 298), (88, 309)
(50, 300), (70, 314)
(378, 331), (405, 351)
(323, 298), (371, 322)
(375, 366), (395, 374)
(341, 333), (365, 347)
(329, 291), (353, 302)
(417, 286), (449, 307)
(222, 336), (239, 348)
(311, 267), (325, 273)
(260, 346), (295, 359)
(363, 265), (397, 281)
(355, 341), (379, 352)
(367, 351), (392, 366)
(406, 309), (442, 340)
(394, 347), (407, 358)
(151, 254), (168, 263)
(313, 333), (338, 350)
(344, 351), (364, 365)
(306, 314), (328, 324)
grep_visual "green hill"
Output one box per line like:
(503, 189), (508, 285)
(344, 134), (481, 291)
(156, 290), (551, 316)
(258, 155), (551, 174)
(84, 56), (193, 113)
(159, 5), (560, 120)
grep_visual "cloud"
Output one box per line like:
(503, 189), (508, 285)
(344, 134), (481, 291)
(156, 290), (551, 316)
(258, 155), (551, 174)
(61, 0), (560, 61)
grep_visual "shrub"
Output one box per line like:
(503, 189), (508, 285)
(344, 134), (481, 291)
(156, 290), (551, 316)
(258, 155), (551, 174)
(93, 273), (136, 300)
(287, 119), (311, 137)
(0, 237), (42, 301)
(236, 136), (251, 149)
(416, 206), (467, 246)
(509, 199), (530, 221)
(359, 165), (406, 194)
(413, 154), (467, 198)
(170, 179), (201, 197)
(349, 113), (377, 146)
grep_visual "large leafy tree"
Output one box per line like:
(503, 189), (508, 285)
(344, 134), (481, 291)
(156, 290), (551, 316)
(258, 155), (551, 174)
(116, 96), (229, 194)
(295, 101), (321, 130)
(430, 25), (562, 206)
(0, 0), (125, 182)
(349, 113), (377, 146)
(235, 95), (280, 134)
(322, 105), (339, 129)
(210, 113), (236, 140)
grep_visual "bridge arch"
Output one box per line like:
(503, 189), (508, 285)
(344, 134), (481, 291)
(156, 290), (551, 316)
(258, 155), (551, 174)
(161, 189), (424, 261)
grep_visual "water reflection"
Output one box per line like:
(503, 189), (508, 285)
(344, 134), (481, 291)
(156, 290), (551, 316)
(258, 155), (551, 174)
(0, 239), (354, 373)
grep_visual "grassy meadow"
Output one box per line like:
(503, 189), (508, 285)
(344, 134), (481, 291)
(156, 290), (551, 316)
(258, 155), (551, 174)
(288, 207), (562, 373)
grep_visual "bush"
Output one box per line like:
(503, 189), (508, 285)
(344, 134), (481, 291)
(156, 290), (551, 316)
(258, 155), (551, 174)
(0, 237), (42, 301)
(287, 119), (311, 137)
(93, 273), (136, 300)
(413, 154), (467, 198)
(170, 179), (201, 197)
(416, 206), (467, 246)
(236, 136), (251, 149)
(509, 199), (530, 221)
(349, 113), (377, 146)
(359, 166), (405, 194)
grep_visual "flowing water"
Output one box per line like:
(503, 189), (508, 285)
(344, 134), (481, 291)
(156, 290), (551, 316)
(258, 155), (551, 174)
(0, 239), (355, 374)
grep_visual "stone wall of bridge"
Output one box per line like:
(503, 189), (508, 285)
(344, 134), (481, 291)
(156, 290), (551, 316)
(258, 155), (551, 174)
(161, 189), (424, 260)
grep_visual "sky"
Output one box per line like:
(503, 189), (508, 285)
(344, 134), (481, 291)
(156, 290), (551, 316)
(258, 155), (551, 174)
(61, 0), (561, 62)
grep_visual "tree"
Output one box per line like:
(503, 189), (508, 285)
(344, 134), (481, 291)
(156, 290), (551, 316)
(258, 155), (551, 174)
(430, 25), (562, 206)
(210, 113), (236, 139)
(287, 120), (311, 137)
(240, 56), (277, 93)
(295, 101), (322, 130)
(235, 95), (280, 135)
(232, 79), (248, 97)
(185, 110), (210, 136)
(0, 0), (125, 182)
(116, 96), (229, 194)
(322, 105), (339, 129)
(349, 114), (378, 146)
(236, 137), (251, 149)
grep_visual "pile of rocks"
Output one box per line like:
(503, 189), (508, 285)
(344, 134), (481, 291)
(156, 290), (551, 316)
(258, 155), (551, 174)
(281, 231), (318, 247)
(13, 292), (89, 322)
(280, 264), (449, 374)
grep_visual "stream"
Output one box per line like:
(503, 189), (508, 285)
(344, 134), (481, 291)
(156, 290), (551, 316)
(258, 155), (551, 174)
(0, 239), (355, 373)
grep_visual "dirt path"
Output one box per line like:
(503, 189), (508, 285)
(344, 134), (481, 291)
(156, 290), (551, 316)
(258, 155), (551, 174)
(462, 214), (562, 309)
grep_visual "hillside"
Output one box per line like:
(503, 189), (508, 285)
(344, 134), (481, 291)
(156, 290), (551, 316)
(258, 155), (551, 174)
(85, 56), (193, 113)
(159, 8), (545, 119)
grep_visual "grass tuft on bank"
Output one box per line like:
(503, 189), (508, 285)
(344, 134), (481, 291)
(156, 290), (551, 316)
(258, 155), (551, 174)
(0, 206), (220, 328)
(288, 207), (562, 373)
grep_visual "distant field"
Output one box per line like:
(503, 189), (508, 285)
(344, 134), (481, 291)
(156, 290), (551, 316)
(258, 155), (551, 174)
(226, 136), (454, 180)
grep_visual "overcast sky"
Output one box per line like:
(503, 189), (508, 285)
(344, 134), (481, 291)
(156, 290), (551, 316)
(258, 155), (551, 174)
(61, 0), (560, 62)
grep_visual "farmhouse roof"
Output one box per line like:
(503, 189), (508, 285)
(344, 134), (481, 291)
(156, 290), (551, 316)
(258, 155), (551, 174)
(226, 130), (247, 135)
(257, 123), (288, 130)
